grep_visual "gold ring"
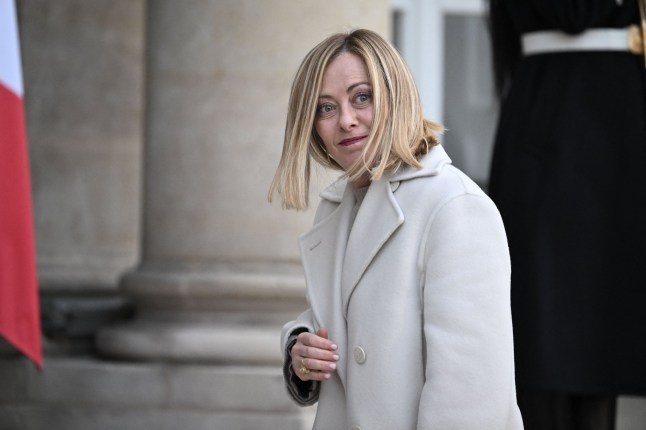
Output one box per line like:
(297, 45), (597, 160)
(299, 359), (311, 375)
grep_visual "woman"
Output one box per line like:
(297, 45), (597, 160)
(488, 1), (646, 429)
(269, 29), (523, 429)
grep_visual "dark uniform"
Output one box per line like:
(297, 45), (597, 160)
(488, 0), (646, 428)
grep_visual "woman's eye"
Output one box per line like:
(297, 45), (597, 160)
(354, 92), (371, 104)
(317, 104), (335, 115)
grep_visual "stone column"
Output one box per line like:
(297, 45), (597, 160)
(23, 0), (144, 292)
(95, 1), (388, 427)
(98, 0), (388, 364)
(16, 0), (145, 353)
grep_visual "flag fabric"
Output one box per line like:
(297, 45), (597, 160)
(0, 0), (42, 368)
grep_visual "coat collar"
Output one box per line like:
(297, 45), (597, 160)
(300, 145), (453, 319)
(318, 144), (452, 203)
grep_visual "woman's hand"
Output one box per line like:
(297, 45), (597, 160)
(290, 327), (339, 381)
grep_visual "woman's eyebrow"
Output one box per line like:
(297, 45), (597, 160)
(347, 81), (370, 92)
(318, 81), (371, 100)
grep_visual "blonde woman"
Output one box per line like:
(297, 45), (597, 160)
(269, 29), (523, 429)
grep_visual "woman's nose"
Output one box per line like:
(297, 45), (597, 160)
(339, 106), (357, 130)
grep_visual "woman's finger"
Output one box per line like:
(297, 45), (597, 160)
(297, 330), (337, 351)
(292, 342), (338, 362)
(293, 355), (333, 381)
(301, 356), (338, 372)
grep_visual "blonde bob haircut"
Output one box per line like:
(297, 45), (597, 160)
(268, 28), (443, 210)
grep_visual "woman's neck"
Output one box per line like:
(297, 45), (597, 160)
(351, 173), (371, 189)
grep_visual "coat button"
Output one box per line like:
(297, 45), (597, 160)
(353, 346), (366, 364)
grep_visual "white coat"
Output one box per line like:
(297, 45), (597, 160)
(281, 145), (524, 430)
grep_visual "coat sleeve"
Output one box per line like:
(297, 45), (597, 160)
(280, 308), (321, 406)
(416, 193), (524, 429)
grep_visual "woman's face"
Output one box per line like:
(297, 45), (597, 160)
(314, 52), (373, 173)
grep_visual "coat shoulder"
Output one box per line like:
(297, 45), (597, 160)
(392, 144), (489, 203)
(397, 162), (491, 211)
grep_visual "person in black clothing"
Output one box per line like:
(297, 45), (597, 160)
(487, 1), (646, 429)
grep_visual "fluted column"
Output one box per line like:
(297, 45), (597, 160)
(97, 0), (389, 364)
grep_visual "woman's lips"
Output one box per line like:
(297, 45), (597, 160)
(339, 135), (367, 146)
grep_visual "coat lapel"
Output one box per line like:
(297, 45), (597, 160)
(338, 145), (452, 316)
(341, 178), (404, 316)
(298, 184), (355, 384)
(298, 184), (354, 321)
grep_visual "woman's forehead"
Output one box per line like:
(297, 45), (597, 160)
(320, 53), (370, 91)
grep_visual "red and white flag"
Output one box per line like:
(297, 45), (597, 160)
(0, 0), (42, 368)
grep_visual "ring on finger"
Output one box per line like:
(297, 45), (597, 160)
(299, 359), (311, 375)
